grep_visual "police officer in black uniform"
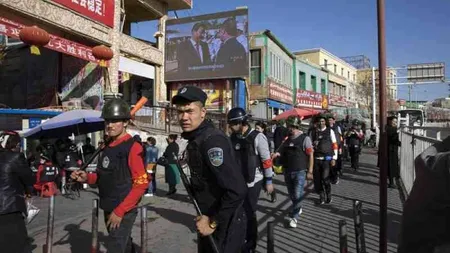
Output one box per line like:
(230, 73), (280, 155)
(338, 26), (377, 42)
(227, 107), (274, 253)
(172, 86), (248, 253)
(346, 119), (364, 171)
(310, 114), (338, 204)
(328, 113), (344, 183)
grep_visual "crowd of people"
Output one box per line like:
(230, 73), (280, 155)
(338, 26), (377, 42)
(0, 85), (405, 253)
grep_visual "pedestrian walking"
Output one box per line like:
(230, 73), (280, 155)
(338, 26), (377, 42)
(163, 134), (180, 195)
(145, 137), (159, 197)
(71, 98), (149, 253)
(387, 116), (401, 188)
(0, 131), (34, 253)
(228, 107), (274, 252)
(272, 116), (314, 228)
(172, 85), (247, 253)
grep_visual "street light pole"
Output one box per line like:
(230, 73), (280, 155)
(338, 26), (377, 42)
(377, 0), (388, 252)
(372, 66), (376, 128)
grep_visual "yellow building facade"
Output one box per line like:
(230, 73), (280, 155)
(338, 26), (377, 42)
(294, 48), (359, 107)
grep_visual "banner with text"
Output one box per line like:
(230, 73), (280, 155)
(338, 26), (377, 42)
(52, 0), (114, 27)
(0, 17), (107, 65)
(296, 89), (323, 109)
(268, 80), (293, 105)
(329, 94), (347, 107)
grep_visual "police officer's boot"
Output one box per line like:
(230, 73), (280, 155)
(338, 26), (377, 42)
(319, 192), (325, 205)
(325, 191), (332, 204)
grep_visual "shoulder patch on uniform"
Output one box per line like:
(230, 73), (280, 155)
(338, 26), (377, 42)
(207, 147), (223, 167)
(102, 156), (110, 168)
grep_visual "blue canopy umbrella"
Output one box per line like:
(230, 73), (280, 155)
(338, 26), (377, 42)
(23, 109), (105, 139)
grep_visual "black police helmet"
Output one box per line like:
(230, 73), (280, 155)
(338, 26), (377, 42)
(227, 107), (248, 124)
(101, 98), (131, 120)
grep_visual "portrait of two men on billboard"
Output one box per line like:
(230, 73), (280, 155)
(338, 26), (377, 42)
(165, 10), (249, 82)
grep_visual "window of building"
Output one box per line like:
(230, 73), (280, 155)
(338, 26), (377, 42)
(311, 75), (317, 92)
(341, 68), (344, 76)
(250, 50), (261, 84)
(353, 74), (356, 82)
(299, 71), (306, 90)
(324, 59), (328, 68)
(334, 64), (337, 73)
(348, 71), (350, 79)
(321, 79), (326, 94)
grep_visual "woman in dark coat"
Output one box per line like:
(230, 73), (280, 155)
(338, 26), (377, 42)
(387, 116), (401, 188)
(163, 134), (180, 195)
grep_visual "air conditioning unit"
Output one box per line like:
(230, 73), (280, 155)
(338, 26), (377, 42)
(62, 99), (83, 110)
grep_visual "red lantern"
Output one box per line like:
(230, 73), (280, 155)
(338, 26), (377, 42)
(19, 26), (50, 55)
(92, 45), (113, 67)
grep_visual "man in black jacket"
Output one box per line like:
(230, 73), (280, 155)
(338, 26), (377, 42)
(215, 18), (248, 76)
(0, 131), (34, 253)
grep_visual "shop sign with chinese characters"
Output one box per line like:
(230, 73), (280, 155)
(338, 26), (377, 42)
(268, 80), (293, 105)
(0, 17), (107, 65)
(52, 0), (114, 27)
(296, 89), (323, 109)
(329, 93), (347, 107)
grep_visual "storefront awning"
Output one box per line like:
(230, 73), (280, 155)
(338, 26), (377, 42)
(267, 99), (293, 110)
(119, 56), (155, 80)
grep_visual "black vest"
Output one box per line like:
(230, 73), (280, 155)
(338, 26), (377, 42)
(312, 128), (333, 157)
(64, 151), (80, 169)
(230, 130), (260, 183)
(280, 134), (309, 171)
(184, 126), (227, 215)
(347, 130), (361, 147)
(39, 162), (58, 183)
(331, 125), (342, 148)
(97, 138), (135, 212)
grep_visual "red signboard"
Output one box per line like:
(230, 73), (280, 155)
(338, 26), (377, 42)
(52, 0), (114, 27)
(268, 80), (293, 105)
(296, 89), (323, 109)
(329, 93), (347, 107)
(0, 17), (107, 65)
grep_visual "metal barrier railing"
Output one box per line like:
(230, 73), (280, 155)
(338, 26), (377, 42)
(399, 127), (442, 194)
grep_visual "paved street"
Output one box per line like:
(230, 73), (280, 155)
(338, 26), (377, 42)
(27, 149), (402, 253)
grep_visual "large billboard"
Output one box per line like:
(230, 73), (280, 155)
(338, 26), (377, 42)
(165, 9), (249, 82)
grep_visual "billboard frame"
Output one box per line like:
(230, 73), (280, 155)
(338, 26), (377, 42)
(164, 9), (249, 82)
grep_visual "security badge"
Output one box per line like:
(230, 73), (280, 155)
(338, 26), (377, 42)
(102, 156), (110, 168)
(207, 147), (224, 167)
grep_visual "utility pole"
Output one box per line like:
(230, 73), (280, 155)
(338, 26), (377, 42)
(377, 0), (388, 252)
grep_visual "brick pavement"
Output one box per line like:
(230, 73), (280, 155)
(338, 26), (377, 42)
(28, 149), (402, 253)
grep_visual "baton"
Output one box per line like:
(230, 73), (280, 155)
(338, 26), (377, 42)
(172, 153), (220, 253)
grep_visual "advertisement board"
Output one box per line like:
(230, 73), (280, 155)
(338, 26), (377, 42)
(296, 89), (323, 109)
(165, 9), (249, 82)
(51, 0), (114, 27)
(268, 79), (293, 105)
(169, 80), (230, 110)
(329, 93), (347, 107)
